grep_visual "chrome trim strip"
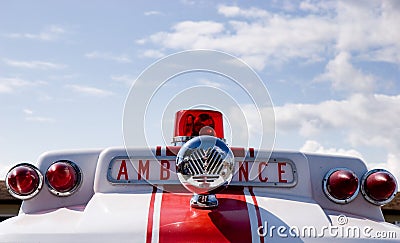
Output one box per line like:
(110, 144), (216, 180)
(172, 136), (226, 145)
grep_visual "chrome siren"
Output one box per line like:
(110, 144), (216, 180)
(176, 135), (234, 208)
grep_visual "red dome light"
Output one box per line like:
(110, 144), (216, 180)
(46, 161), (81, 196)
(6, 164), (43, 200)
(361, 169), (397, 205)
(173, 110), (224, 145)
(323, 168), (359, 204)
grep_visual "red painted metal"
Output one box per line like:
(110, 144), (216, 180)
(146, 187), (157, 243)
(159, 188), (251, 243)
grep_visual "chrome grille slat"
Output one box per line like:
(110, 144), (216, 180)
(190, 150), (205, 174)
(208, 151), (223, 174)
(187, 160), (199, 175)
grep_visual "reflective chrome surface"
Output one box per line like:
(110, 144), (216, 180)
(176, 135), (234, 195)
(190, 194), (218, 208)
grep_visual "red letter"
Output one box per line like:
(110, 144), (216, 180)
(278, 162), (287, 183)
(117, 160), (128, 180)
(160, 160), (170, 180)
(258, 162), (268, 182)
(239, 162), (249, 182)
(138, 160), (150, 180)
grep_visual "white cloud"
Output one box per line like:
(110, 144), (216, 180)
(147, 21), (225, 49)
(369, 153), (400, 181)
(25, 116), (55, 123)
(180, 0), (196, 5)
(217, 5), (269, 18)
(139, 2), (400, 69)
(275, 93), (400, 179)
(300, 140), (363, 158)
(3, 59), (67, 70)
(275, 93), (400, 148)
(111, 75), (136, 86)
(334, 1), (400, 65)
(23, 109), (34, 115)
(196, 78), (224, 88)
(141, 7), (336, 70)
(4, 25), (66, 41)
(0, 77), (30, 93)
(140, 49), (165, 59)
(315, 52), (375, 93)
(144, 10), (162, 16)
(84, 51), (132, 63)
(299, 0), (334, 13)
(23, 109), (55, 123)
(0, 77), (44, 93)
(65, 84), (114, 97)
(336, 1), (400, 51)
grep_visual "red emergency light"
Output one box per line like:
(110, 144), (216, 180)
(45, 160), (82, 196)
(323, 168), (359, 204)
(173, 109), (224, 144)
(361, 169), (397, 205)
(5, 163), (43, 200)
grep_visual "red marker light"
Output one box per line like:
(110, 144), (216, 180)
(46, 161), (81, 196)
(323, 168), (359, 204)
(361, 169), (397, 205)
(173, 109), (224, 144)
(6, 164), (43, 200)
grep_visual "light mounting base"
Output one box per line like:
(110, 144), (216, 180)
(190, 194), (218, 209)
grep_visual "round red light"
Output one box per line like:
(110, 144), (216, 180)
(46, 161), (80, 195)
(361, 170), (397, 205)
(324, 168), (359, 203)
(6, 164), (43, 199)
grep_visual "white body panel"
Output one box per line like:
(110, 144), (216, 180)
(0, 147), (398, 242)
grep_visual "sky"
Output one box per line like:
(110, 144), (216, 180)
(0, 0), (400, 181)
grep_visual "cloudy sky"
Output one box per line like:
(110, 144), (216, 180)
(1, 0), (399, 181)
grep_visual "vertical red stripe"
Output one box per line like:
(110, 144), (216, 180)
(156, 146), (162, 156)
(159, 188), (252, 243)
(146, 187), (157, 243)
(249, 148), (255, 158)
(249, 187), (264, 243)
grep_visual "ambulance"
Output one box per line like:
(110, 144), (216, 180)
(0, 108), (399, 242)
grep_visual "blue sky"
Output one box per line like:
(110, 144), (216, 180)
(1, 0), (400, 181)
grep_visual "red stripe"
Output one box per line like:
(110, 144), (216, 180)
(159, 187), (251, 243)
(249, 187), (264, 243)
(166, 146), (180, 156)
(156, 146), (161, 156)
(146, 187), (157, 243)
(231, 147), (245, 157)
(249, 148), (255, 158)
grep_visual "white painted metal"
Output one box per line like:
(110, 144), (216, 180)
(0, 147), (398, 242)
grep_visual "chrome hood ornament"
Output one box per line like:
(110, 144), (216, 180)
(176, 135), (234, 208)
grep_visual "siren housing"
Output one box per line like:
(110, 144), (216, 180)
(172, 109), (224, 145)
